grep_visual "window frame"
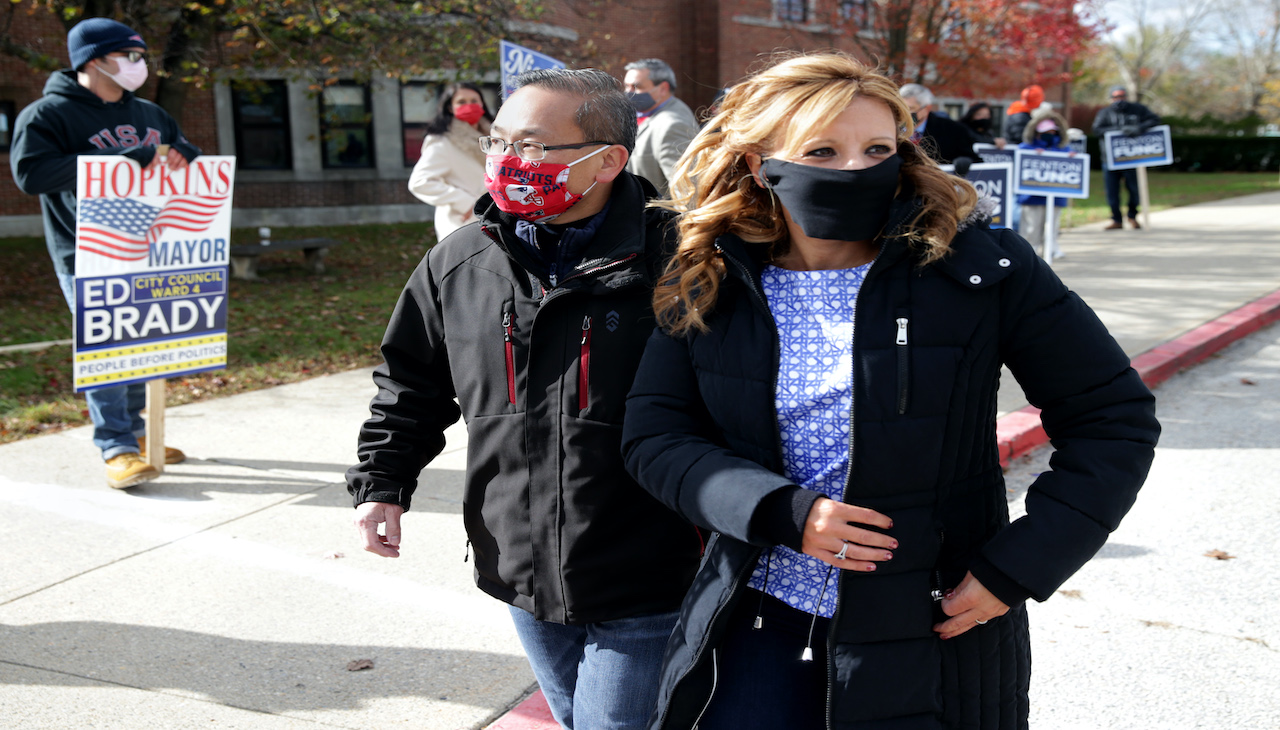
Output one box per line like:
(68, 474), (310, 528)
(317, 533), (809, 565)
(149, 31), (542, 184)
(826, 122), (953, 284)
(318, 81), (376, 170)
(774, 0), (809, 23)
(229, 80), (293, 171)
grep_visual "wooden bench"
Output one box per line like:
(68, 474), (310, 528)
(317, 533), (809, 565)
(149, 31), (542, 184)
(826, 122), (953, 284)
(229, 237), (341, 280)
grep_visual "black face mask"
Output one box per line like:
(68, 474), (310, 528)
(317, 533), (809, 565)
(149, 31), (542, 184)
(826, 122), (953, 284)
(628, 91), (656, 112)
(760, 155), (903, 242)
(1037, 132), (1061, 147)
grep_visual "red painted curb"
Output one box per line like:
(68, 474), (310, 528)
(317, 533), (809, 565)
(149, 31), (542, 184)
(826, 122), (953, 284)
(997, 286), (1280, 466)
(489, 288), (1280, 729)
(486, 689), (557, 730)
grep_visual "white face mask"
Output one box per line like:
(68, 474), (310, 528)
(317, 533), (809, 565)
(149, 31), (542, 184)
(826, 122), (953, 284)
(99, 57), (149, 92)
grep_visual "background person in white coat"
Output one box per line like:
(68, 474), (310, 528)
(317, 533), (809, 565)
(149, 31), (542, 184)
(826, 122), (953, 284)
(408, 82), (494, 240)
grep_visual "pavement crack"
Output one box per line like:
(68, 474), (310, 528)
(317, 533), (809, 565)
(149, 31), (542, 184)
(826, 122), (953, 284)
(0, 658), (351, 727)
(0, 484), (331, 608)
(1138, 618), (1274, 651)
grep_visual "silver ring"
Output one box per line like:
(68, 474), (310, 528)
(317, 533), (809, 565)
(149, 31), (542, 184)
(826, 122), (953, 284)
(975, 619), (988, 625)
(834, 542), (850, 560)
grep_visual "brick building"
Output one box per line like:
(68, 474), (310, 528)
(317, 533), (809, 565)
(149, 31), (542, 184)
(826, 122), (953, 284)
(1, 0), (1062, 237)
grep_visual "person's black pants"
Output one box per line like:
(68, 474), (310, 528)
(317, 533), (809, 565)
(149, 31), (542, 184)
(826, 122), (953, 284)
(695, 589), (830, 729)
(1105, 168), (1140, 222)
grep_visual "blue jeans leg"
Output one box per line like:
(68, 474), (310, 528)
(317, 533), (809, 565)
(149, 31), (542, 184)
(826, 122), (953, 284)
(57, 272), (141, 460)
(1105, 168), (1123, 222)
(1122, 169), (1140, 218)
(508, 606), (679, 730)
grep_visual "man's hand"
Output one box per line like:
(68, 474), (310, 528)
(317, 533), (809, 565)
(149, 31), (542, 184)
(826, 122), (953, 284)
(800, 497), (896, 571)
(142, 144), (190, 174)
(354, 501), (406, 558)
(932, 571), (1010, 639)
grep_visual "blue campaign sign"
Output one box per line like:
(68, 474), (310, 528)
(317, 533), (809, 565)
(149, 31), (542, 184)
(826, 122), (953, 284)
(1103, 124), (1173, 170)
(941, 162), (1013, 229)
(1013, 149), (1090, 199)
(973, 143), (1015, 166)
(500, 41), (566, 99)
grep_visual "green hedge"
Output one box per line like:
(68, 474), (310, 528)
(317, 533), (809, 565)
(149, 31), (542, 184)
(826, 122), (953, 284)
(1084, 135), (1280, 172)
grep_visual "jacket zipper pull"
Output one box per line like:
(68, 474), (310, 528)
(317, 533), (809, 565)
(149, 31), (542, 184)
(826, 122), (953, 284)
(895, 317), (910, 415)
(580, 315), (591, 345)
(502, 311), (512, 340)
(895, 317), (908, 345)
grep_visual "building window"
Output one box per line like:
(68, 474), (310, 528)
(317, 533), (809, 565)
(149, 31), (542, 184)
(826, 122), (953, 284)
(401, 82), (503, 167)
(401, 82), (444, 167)
(838, 0), (873, 30)
(774, 0), (808, 23)
(0, 100), (17, 153)
(320, 82), (374, 169)
(230, 81), (292, 170)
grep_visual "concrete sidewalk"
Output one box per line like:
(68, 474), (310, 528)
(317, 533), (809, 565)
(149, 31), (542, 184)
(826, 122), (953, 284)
(2, 192), (1279, 729)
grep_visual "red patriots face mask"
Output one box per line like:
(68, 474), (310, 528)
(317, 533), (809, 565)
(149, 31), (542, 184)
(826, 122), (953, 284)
(483, 145), (608, 223)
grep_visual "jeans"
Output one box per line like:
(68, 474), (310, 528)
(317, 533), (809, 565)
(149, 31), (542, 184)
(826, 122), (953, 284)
(1104, 167), (1139, 222)
(695, 589), (829, 729)
(58, 272), (144, 460)
(1018, 204), (1062, 258)
(508, 605), (679, 730)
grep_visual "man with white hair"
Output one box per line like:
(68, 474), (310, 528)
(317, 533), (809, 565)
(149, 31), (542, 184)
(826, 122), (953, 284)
(623, 58), (698, 194)
(899, 83), (977, 174)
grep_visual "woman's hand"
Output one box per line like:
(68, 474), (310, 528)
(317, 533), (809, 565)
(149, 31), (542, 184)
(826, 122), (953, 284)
(800, 497), (896, 571)
(933, 572), (1009, 639)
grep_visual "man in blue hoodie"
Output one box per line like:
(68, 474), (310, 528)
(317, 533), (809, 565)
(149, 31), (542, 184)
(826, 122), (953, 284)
(10, 18), (201, 488)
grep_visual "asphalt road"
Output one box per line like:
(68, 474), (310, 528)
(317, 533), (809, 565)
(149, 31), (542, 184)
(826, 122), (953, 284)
(1005, 321), (1280, 729)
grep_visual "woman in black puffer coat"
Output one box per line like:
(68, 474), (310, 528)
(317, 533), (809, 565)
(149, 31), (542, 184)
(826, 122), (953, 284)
(621, 53), (1159, 730)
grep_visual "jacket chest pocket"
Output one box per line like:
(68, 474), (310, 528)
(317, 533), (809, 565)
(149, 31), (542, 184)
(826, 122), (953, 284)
(572, 299), (654, 424)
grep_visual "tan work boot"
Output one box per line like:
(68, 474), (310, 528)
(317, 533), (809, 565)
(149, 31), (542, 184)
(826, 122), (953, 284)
(106, 453), (160, 489)
(1104, 220), (1123, 230)
(137, 436), (186, 464)
(1128, 217), (1141, 230)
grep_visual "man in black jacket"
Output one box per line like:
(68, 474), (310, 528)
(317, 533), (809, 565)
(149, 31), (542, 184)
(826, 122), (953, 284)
(1092, 86), (1161, 229)
(9, 18), (199, 489)
(346, 68), (701, 730)
(900, 83), (977, 174)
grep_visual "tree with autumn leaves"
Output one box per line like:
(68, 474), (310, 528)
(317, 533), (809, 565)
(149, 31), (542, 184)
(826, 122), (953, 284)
(817, 0), (1101, 98)
(1, 0), (561, 125)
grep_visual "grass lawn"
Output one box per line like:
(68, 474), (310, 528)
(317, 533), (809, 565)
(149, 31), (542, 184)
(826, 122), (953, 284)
(1060, 169), (1280, 228)
(2, 169), (1278, 444)
(0, 222), (434, 444)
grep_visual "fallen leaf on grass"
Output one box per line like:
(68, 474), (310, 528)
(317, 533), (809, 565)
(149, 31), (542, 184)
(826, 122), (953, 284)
(1204, 549), (1235, 560)
(346, 659), (374, 671)
(1240, 378), (1256, 386)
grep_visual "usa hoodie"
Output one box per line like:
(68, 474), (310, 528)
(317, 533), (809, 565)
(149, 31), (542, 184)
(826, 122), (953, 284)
(9, 70), (201, 275)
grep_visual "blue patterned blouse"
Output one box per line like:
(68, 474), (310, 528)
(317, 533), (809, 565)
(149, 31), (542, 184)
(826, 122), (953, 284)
(746, 262), (872, 618)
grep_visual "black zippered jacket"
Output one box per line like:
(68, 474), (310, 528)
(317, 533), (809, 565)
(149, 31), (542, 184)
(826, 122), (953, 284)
(621, 199), (1159, 728)
(347, 172), (703, 624)
(9, 70), (201, 276)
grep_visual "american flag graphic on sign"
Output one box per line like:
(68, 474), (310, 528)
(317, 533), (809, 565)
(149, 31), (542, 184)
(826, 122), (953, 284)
(78, 195), (228, 261)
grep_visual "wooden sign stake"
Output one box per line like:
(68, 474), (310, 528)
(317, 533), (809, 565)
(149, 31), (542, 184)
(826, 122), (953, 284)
(1137, 166), (1152, 231)
(145, 379), (166, 472)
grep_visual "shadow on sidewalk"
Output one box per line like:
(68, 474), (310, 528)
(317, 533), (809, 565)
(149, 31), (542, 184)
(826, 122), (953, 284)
(0, 620), (527, 714)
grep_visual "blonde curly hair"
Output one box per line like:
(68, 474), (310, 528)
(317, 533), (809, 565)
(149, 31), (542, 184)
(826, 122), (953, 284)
(653, 52), (978, 335)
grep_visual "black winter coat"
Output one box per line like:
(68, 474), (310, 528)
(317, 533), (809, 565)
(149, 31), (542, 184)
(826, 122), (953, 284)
(348, 172), (703, 625)
(621, 202), (1159, 729)
(1091, 101), (1161, 139)
(919, 112), (978, 166)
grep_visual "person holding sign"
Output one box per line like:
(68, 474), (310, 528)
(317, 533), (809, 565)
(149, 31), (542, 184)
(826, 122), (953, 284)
(348, 68), (701, 729)
(9, 18), (199, 488)
(619, 52), (1158, 729)
(408, 83), (495, 240)
(1017, 111), (1072, 259)
(1092, 86), (1160, 230)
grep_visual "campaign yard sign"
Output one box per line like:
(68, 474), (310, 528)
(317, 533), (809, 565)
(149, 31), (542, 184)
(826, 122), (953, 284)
(973, 143), (1016, 166)
(942, 162), (1013, 229)
(73, 155), (236, 392)
(500, 41), (565, 99)
(1103, 125), (1173, 171)
(1013, 149), (1090, 199)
